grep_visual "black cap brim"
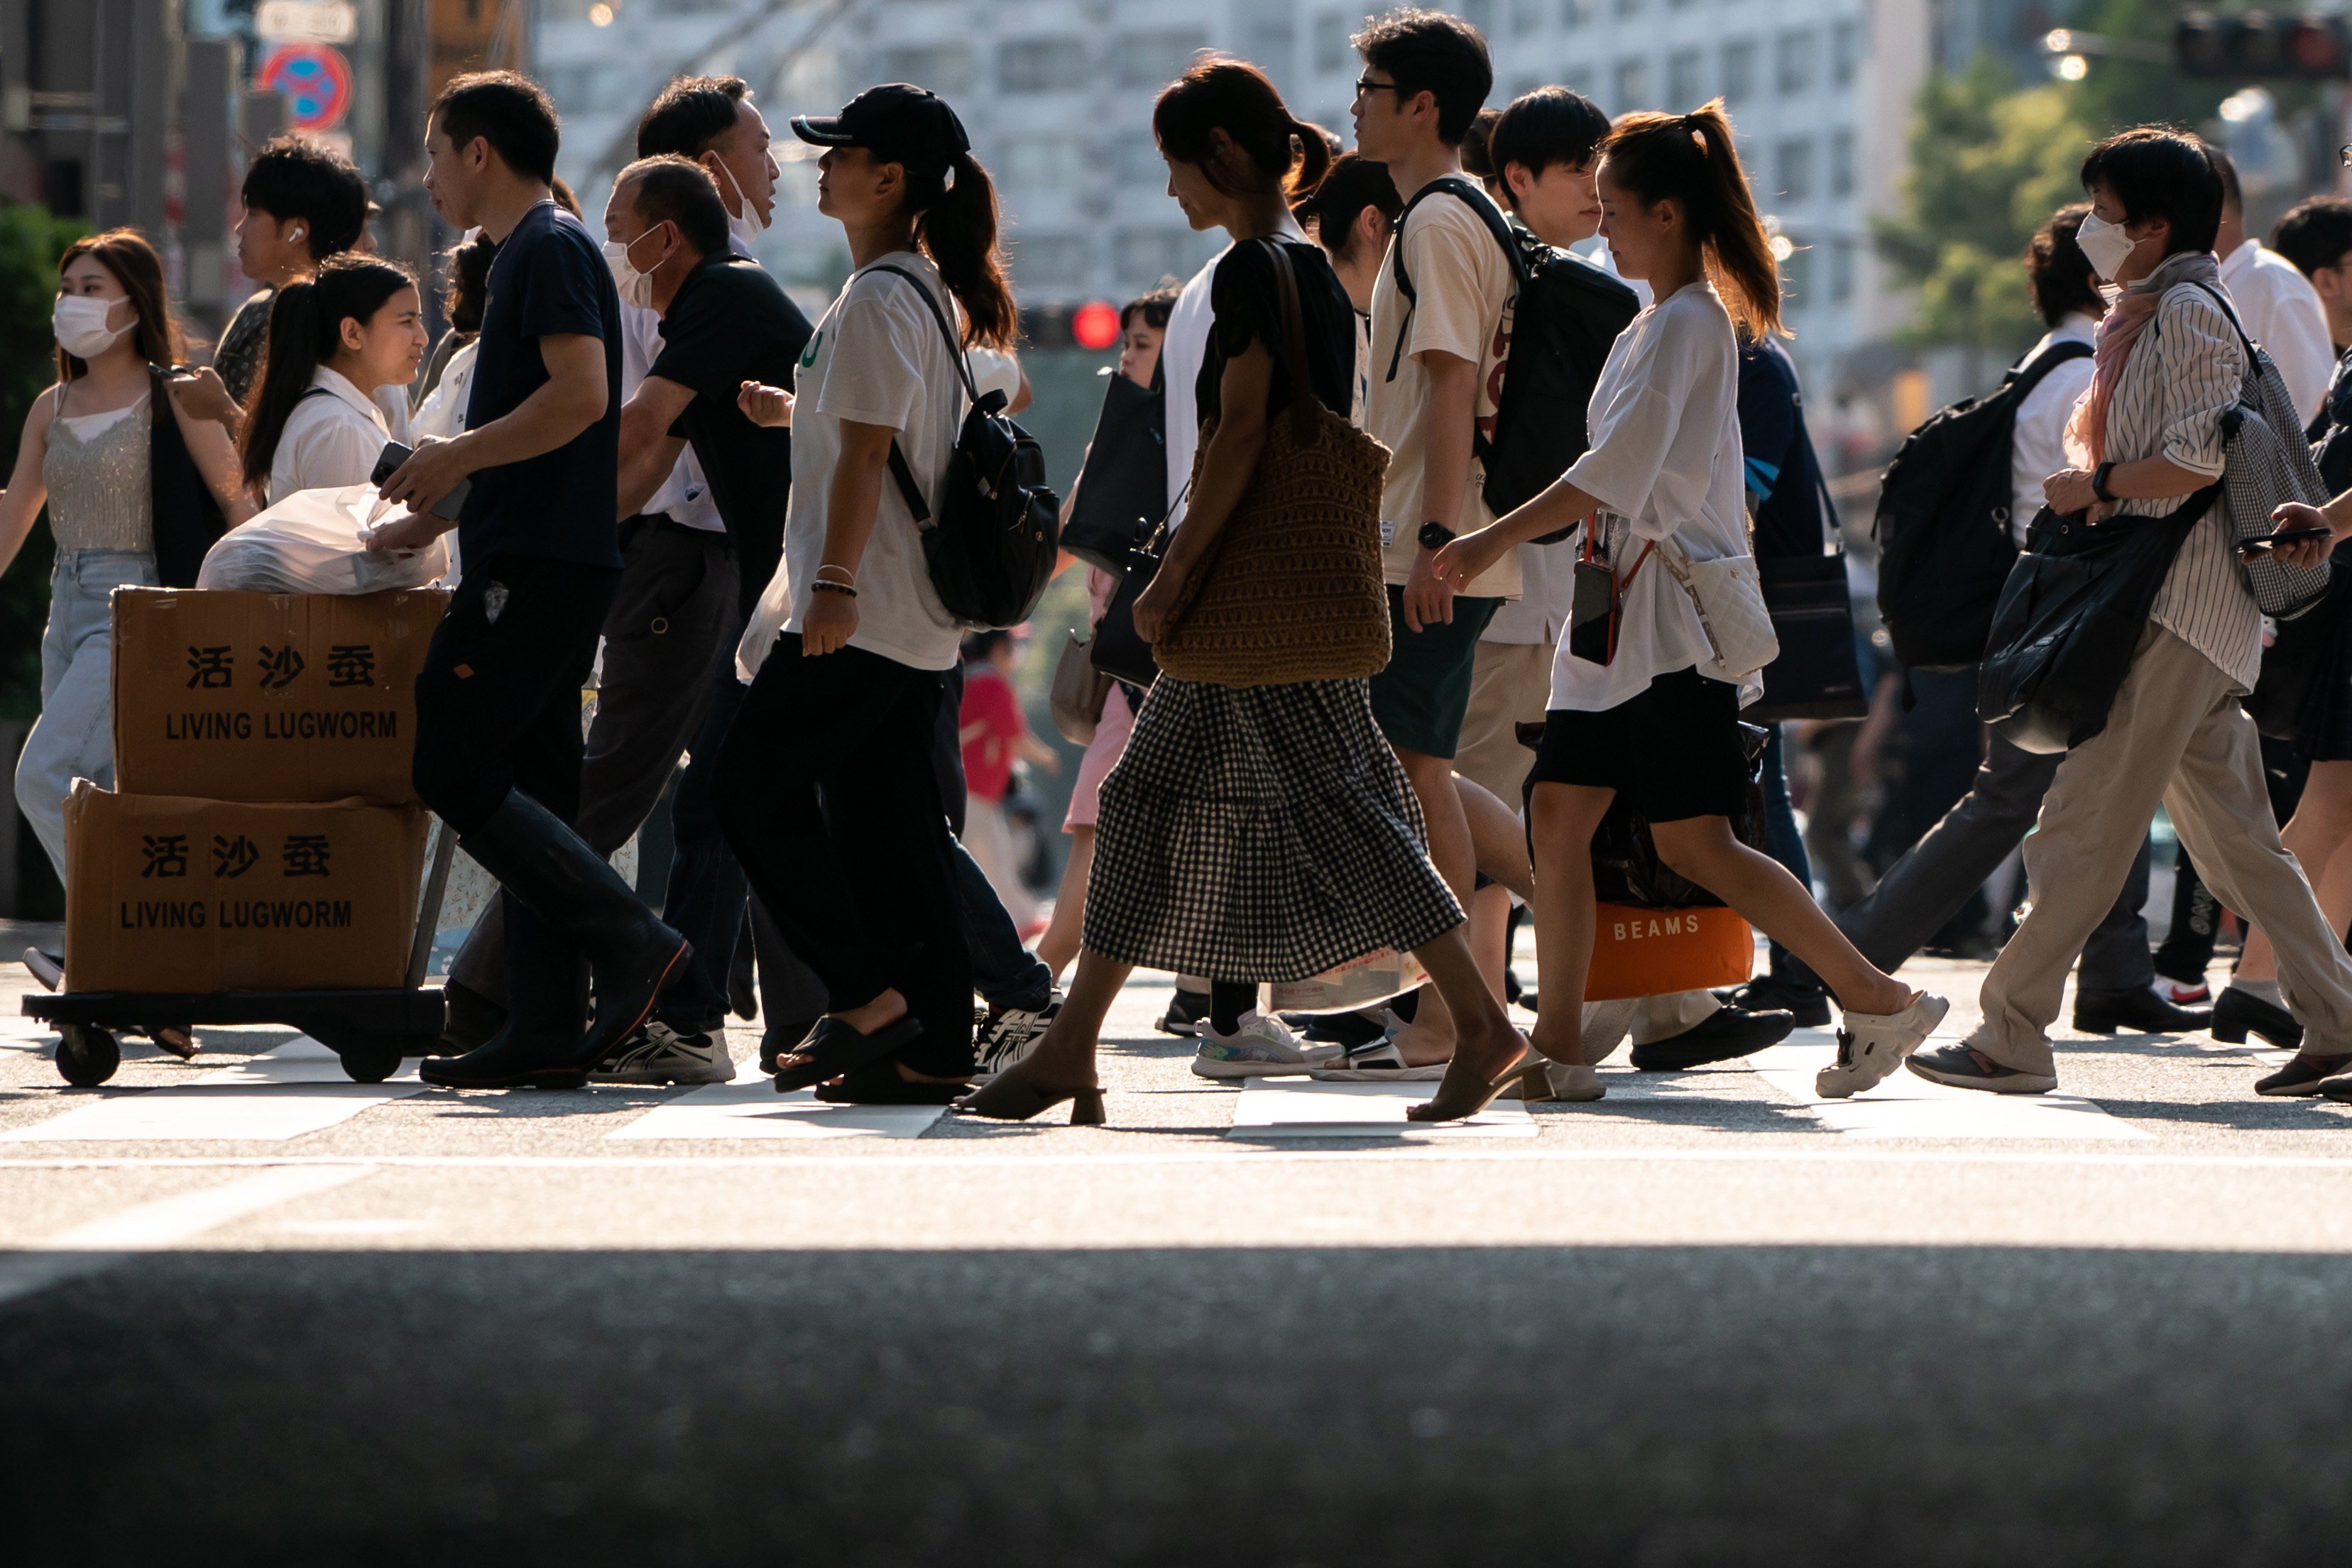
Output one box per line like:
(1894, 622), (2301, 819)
(791, 114), (855, 148)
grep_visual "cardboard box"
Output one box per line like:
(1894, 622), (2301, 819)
(64, 784), (429, 994)
(112, 587), (449, 804)
(1585, 904), (1754, 1002)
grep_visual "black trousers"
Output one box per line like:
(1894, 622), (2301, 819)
(446, 520), (736, 1006)
(715, 635), (973, 1078)
(412, 554), (618, 836)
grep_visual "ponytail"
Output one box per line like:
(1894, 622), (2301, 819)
(239, 254), (415, 492)
(909, 151), (1017, 350)
(1601, 99), (1783, 339)
(1153, 57), (1331, 204)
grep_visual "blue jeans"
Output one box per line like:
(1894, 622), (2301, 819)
(16, 549), (158, 879)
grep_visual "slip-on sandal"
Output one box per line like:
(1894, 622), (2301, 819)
(772, 1013), (924, 1093)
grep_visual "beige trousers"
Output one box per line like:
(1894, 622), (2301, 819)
(1973, 625), (2352, 1074)
(1453, 640), (1555, 804)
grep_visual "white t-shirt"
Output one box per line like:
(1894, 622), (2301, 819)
(412, 339), (478, 443)
(774, 251), (965, 671)
(1366, 181), (1519, 598)
(1161, 246), (1226, 530)
(2008, 313), (2099, 546)
(1549, 282), (1751, 713)
(268, 366), (391, 504)
(2219, 237), (2334, 427)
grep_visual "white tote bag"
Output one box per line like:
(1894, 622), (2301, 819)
(1660, 541), (1778, 681)
(196, 483), (449, 595)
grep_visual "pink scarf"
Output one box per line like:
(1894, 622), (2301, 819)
(2065, 250), (2224, 473)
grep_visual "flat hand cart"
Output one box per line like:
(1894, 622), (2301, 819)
(23, 821), (461, 1087)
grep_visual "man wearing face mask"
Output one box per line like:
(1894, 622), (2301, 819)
(432, 77), (812, 1077)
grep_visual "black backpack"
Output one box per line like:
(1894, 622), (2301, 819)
(873, 265), (1060, 630)
(1871, 337), (2093, 671)
(1385, 177), (1641, 521)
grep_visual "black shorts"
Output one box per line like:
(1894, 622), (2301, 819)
(1529, 667), (1750, 823)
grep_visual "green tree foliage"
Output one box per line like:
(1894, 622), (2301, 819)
(0, 204), (84, 721)
(1878, 60), (2095, 362)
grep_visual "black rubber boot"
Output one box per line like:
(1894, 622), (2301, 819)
(421, 894), (589, 1088)
(444, 791), (692, 1075)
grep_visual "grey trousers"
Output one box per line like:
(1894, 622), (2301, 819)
(1972, 627), (2352, 1075)
(449, 519), (738, 1006)
(1830, 708), (2154, 992)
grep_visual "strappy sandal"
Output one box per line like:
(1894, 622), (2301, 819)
(816, 1061), (972, 1105)
(771, 1014), (924, 1093)
(952, 1061), (1105, 1124)
(1405, 1046), (1542, 1124)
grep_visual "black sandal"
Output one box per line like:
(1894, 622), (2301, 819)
(772, 1014), (924, 1093)
(816, 1061), (970, 1104)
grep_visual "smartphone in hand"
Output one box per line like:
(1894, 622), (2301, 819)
(2238, 525), (2332, 558)
(370, 440), (470, 521)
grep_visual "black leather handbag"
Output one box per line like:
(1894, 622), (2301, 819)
(1977, 493), (2215, 755)
(1746, 550), (1869, 720)
(1090, 541), (1163, 688)
(1061, 372), (1166, 574)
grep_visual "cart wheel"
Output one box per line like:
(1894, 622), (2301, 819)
(337, 1036), (404, 1085)
(55, 1024), (119, 1087)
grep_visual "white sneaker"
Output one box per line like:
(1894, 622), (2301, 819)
(1815, 993), (1950, 1100)
(1190, 1010), (1338, 1078)
(975, 994), (1061, 1081)
(21, 947), (62, 992)
(591, 1021), (735, 1085)
(1306, 1038), (1450, 1081)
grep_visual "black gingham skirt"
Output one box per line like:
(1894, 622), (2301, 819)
(1082, 676), (1466, 982)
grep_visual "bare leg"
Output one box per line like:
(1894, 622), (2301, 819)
(1648, 816), (1914, 1016)
(1034, 825), (1094, 983)
(1409, 923), (1523, 1083)
(1470, 882), (1512, 1000)
(1526, 782), (1615, 1065)
(1458, 772), (1535, 899)
(998, 946), (1134, 1092)
(1389, 750), (1484, 1063)
(2236, 762), (2352, 983)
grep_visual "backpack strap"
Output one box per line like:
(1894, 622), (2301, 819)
(866, 263), (992, 527)
(1383, 175), (1526, 383)
(2004, 336), (2093, 399)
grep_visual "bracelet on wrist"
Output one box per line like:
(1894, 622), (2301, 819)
(814, 564), (856, 584)
(2091, 461), (2117, 504)
(809, 579), (858, 598)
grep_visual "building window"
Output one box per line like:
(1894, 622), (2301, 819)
(1614, 57), (1651, 115)
(1776, 29), (1816, 96)
(1000, 135), (1088, 191)
(1245, 18), (1297, 87)
(1013, 233), (1092, 290)
(879, 45), (974, 97)
(1667, 48), (1702, 109)
(1115, 31), (1211, 89)
(1775, 138), (1814, 201)
(1828, 238), (1855, 303)
(1460, 0), (1496, 35)
(1314, 10), (1349, 73)
(1614, 0), (1642, 15)
(1721, 40), (1756, 103)
(1832, 17), (1864, 86)
(1783, 240), (1812, 310)
(1560, 61), (1596, 98)
(1512, 0), (1546, 34)
(1828, 128), (1855, 197)
(1114, 136), (1167, 187)
(1562, 0), (1594, 25)
(1116, 227), (1213, 285)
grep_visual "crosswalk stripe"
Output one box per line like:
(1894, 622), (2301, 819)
(1749, 1033), (2153, 1141)
(1228, 1078), (1536, 1139)
(609, 1080), (946, 1140)
(1, 1037), (425, 1144)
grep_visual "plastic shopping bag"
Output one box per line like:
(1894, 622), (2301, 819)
(1266, 948), (1430, 1015)
(196, 483), (449, 595)
(735, 555), (791, 681)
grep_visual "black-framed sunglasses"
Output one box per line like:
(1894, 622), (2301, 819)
(1355, 75), (1404, 97)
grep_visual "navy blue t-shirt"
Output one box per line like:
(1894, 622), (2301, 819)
(1736, 336), (1835, 559)
(461, 200), (624, 569)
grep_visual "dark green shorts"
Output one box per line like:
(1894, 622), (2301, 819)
(1367, 585), (1503, 759)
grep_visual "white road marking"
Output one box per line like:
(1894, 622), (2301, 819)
(1751, 1035), (2153, 1141)
(1, 1038), (425, 1143)
(0, 1164), (373, 1307)
(609, 1080), (946, 1140)
(1229, 1079), (1536, 1139)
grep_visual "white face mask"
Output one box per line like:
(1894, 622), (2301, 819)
(712, 158), (771, 248)
(602, 224), (670, 310)
(2074, 212), (2142, 284)
(53, 294), (131, 358)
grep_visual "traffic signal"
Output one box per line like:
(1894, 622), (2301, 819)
(1019, 300), (1122, 351)
(2177, 11), (2351, 80)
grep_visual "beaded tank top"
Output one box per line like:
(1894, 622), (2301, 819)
(42, 385), (152, 554)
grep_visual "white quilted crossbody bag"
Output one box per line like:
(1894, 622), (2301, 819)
(1661, 539), (1780, 680)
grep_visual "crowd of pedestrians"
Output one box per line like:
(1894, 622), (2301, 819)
(14, 7), (2352, 1116)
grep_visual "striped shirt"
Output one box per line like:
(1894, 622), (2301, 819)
(2082, 282), (2255, 690)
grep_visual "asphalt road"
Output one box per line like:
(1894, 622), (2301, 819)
(4, 956), (2351, 1564)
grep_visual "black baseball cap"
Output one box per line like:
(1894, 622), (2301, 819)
(792, 84), (970, 172)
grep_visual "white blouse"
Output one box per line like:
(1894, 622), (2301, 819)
(1548, 282), (1752, 713)
(267, 366), (391, 505)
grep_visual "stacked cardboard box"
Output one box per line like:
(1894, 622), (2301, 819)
(63, 588), (448, 994)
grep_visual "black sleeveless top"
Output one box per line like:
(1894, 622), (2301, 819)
(1196, 237), (1357, 429)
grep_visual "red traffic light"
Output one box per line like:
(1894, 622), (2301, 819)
(1071, 300), (1121, 351)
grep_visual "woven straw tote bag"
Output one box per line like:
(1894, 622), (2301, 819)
(1153, 239), (1392, 688)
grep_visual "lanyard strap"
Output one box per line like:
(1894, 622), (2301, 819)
(1581, 521), (1656, 592)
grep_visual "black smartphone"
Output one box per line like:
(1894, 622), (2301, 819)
(2238, 525), (2331, 557)
(1568, 557), (1618, 665)
(370, 440), (470, 521)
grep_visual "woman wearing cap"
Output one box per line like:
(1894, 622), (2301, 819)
(715, 84), (1017, 1102)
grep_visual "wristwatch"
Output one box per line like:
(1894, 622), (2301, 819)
(1418, 522), (1456, 551)
(2091, 461), (2117, 503)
